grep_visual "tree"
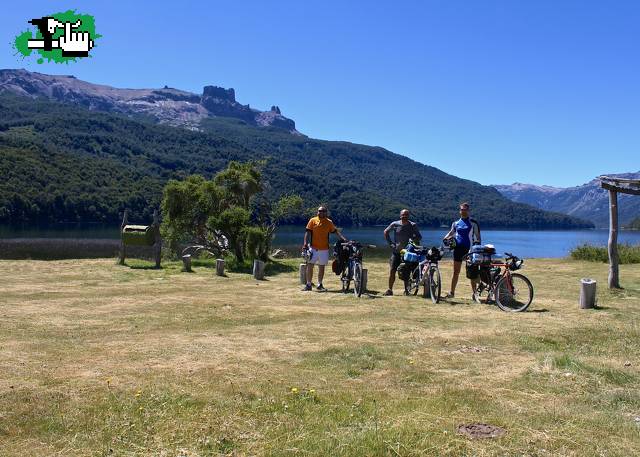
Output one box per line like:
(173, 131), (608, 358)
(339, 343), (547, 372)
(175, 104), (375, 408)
(161, 161), (303, 263)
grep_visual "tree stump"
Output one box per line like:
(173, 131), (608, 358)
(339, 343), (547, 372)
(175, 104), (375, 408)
(182, 254), (192, 272)
(580, 278), (597, 309)
(299, 263), (307, 284)
(253, 260), (265, 280)
(216, 259), (225, 276)
(361, 268), (368, 292)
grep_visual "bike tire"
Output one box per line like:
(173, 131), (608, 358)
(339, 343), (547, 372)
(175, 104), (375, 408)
(341, 272), (350, 294)
(408, 265), (420, 295)
(495, 273), (533, 312)
(429, 267), (441, 304)
(353, 262), (363, 297)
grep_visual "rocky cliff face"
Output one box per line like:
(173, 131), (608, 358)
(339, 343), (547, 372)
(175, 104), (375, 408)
(0, 69), (298, 133)
(494, 172), (640, 228)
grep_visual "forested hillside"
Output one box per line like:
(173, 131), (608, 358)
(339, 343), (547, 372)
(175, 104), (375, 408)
(0, 94), (592, 228)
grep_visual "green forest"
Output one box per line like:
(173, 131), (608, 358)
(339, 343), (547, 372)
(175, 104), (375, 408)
(0, 94), (593, 229)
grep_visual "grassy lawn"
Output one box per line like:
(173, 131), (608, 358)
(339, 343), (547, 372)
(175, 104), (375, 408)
(0, 256), (639, 456)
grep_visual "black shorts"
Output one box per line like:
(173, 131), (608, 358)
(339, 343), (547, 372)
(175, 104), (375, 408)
(389, 252), (402, 271)
(453, 245), (470, 262)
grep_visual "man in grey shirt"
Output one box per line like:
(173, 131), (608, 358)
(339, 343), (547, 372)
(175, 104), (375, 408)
(383, 209), (422, 296)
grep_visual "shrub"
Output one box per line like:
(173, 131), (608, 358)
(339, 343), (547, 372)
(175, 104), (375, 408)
(570, 243), (640, 264)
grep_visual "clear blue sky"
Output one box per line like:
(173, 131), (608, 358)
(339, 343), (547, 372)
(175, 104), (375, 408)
(2, 1), (638, 187)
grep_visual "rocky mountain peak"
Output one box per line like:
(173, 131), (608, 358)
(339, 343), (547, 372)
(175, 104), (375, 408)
(0, 69), (298, 134)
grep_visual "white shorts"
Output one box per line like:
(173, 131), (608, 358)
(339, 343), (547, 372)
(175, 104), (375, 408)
(309, 248), (330, 266)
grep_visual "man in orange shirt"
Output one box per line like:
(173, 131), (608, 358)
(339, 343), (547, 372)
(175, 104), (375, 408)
(303, 206), (348, 291)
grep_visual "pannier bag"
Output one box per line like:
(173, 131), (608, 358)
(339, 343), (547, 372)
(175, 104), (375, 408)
(397, 261), (418, 281)
(466, 263), (480, 280)
(469, 244), (496, 265)
(403, 251), (421, 263)
(333, 240), (350, 275)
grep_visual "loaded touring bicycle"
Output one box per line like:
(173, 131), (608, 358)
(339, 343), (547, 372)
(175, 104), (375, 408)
(464, 244), (534, 312)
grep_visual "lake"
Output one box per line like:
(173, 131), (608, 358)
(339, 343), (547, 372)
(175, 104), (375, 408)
(1, 225), (640, 259)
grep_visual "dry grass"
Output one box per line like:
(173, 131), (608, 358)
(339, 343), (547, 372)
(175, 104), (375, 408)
(0, 256), (639, 456)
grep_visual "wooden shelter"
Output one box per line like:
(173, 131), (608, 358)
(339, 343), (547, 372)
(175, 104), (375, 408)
(598, 175), (640, 288)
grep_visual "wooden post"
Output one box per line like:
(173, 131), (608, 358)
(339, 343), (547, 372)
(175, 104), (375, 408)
(608, 190), (620, 289)
(216, 258), (225, 276)
(253, 259), (265, 280)
(579, 278), (596, 309)
(152, 209), (162, 269)
(119, 209), (129, 265)
(361, 268), (368, 293)
(182, 254), (192, 272)
(299, 263), (307, 284)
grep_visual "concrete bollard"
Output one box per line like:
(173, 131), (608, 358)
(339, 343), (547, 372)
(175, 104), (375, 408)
(299, 263), (307, 284)
(182, 254), (192, 272)
(253, 259), (265, 280)
(579, 278), (597, 309)
(216, 258), (225, 276)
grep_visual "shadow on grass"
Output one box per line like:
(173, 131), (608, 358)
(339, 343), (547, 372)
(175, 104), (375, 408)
(126, 263), (162, 270)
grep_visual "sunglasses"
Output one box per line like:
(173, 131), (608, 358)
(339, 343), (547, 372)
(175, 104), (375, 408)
(318, 210), (327, 213)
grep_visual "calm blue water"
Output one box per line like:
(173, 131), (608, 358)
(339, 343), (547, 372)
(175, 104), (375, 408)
(1, 225), (639, 258)
(274, 226), (640, 259)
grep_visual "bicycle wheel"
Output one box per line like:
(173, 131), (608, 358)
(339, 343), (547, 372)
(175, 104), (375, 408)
(428, 267), (441, 304)
(495, 273), (533, 312)
(341, 272), (350, 293)
(353, 262), (363, 297)
(405, 265), (421, 295)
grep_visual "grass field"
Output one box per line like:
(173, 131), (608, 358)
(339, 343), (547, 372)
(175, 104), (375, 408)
(1, 256), (639, 456)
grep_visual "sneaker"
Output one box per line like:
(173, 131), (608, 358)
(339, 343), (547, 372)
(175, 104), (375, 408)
(383, 289), (393, 296)
(444, 292), (455, 299)
(302, 284), (312, 291)
(316, 284), (326, 292)
(472, 292), (481, 304)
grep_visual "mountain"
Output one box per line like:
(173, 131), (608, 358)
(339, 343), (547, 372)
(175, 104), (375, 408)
(0, 69), (593, 229)
(0, 69), (297, 133)
(494, 173), (640, 228)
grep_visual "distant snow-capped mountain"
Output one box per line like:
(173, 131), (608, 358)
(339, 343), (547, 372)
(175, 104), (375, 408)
(494, 173), (640, 228)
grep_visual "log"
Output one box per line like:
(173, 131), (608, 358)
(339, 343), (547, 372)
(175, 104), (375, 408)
(182, 254), (192, 272)
(361, 268), (368, 293)
(253, 260), (266, 280)
(299, 263), (307, 284)
(216, 258), (225, 276)
(608, 189), (620, 288)
(579, 278), (596, 309)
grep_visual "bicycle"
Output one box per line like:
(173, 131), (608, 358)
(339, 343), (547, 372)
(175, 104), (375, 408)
(466, 251), (534, 312)
(402, 242), (446, 303)
(336, 241), (376, 297)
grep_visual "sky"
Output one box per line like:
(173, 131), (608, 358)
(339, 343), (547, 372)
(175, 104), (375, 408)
(1, 0), (638, 187)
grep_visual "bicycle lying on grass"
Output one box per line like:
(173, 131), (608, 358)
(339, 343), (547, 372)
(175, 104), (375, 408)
(466, 251), (534, 312)
(401, 242), (448, 303)
(333, 241), (376, 297)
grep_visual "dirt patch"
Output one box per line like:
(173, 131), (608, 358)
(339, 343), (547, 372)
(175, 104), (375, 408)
(456, 423), (506, 439)
(441, 345), (490, 354)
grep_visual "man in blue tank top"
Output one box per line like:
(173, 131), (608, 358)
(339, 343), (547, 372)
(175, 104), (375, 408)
(443, 202), (481, 301)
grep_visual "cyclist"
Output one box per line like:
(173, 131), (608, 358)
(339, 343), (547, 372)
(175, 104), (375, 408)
(302, 206), (348, 291)
(383, 209), (422, 296)
(443, 202), (481, 301)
